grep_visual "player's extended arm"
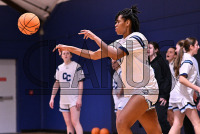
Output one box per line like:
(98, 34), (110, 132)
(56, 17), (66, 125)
(53, 45), (108, 60)
(179, 76), (200, 93)
(79, 30), (127, 60)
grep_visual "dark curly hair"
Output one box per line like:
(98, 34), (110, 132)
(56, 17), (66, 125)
(115, 5), (140, 32)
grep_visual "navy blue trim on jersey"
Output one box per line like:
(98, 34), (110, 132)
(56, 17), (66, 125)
(118, 71), (122, 76)
(76, 67), (82, 72)
(119, 46), (129, 55)
(130, 35), (145, 48)
(181, 60), (193, 67)
(118, 107), (123, 110)
(78, 78), (85, 82)
(180, 73), (188, 78)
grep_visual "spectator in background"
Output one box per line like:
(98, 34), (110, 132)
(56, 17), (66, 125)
(166, 47), (177, 126)
(148, 41), (172, 134)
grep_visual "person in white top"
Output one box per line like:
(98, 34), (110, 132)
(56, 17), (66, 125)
(166, 46), (177, 126)
(49, 51), (85, 134)
(178, 40), (200, 134)
(53, 5), (161, 134)
(168, 37), (200, 134)
(192, 56), (200, 111)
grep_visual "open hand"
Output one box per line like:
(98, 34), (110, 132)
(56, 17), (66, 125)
(78, 30), (97, 40)
(53, 44), (68, 55)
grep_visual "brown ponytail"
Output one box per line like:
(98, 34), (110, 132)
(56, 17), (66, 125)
(174, 47), (184, 77)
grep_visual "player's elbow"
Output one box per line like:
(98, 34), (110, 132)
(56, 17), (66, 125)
(179, 76), (185, 84)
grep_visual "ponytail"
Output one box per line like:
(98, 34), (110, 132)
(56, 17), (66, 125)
(174, 47), (184, 77)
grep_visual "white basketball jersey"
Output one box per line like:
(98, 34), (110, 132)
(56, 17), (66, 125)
(170, 53), (197, 103)
(55, 61), (85, 104)
(117, 32), (159, 97)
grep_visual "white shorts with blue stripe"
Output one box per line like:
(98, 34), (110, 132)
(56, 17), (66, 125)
(59, 101), (77, 112)
(169, 102), (196, 113)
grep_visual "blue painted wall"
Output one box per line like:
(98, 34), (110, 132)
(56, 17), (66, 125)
(0, 0), (200, 133)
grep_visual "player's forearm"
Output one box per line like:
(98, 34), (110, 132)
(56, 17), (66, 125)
(93, 37), (112, 57)
(51, 89), (58, 100)
(67, 46), (99, 60)
(93, 37), (124, 60)
(93, 36), (103, 48)
(179, 76), (200, 92)
(51, 81), (59, 100)
(78, 81), (83, 100)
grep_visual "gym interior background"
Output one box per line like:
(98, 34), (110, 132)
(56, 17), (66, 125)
(0, 0), (200, 133)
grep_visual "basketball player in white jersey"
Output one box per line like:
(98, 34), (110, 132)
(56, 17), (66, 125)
(49, 51), (85, 134)
(168, 40), (200, 134)
(168, 37), (200, 134)
(53, 5), (161, 134)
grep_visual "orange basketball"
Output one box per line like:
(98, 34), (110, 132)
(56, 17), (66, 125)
(100, 128), (109, 134)
(91, 127), (100, 134)
(18, 13), (40, 35)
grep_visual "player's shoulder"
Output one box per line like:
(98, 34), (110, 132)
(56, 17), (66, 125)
(71, 61), (80, 67)
(183, 53), (193, 61)
(128, 32), (147, 40)
(57, 63), (65, 70)
(70, 61), (83, 70)
(182, 53), (193, 65)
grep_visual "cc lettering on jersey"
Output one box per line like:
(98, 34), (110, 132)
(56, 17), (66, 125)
(63, 73), (71, 81)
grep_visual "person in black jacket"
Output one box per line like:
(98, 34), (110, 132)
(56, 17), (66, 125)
(148, 41), (172, 134)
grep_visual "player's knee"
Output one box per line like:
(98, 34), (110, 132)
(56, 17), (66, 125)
(71, 118), (80, 127)
(64, 117), (73, 126)
(116, 118), (124, 129)
(116, 117), (130, 130)
(167, 118), (173, 126)
(65, 121), (73, 128)
(192, 119), (200, 127)
(174, 121), (183, 129)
